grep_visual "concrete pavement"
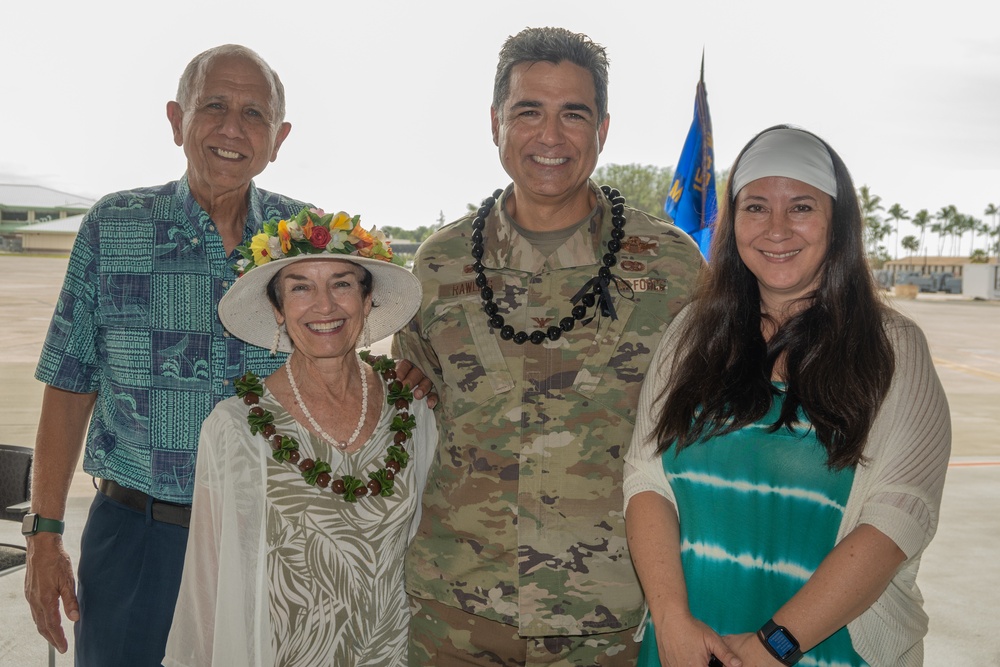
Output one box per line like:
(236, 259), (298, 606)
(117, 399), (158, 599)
(0, 254), (997, 665)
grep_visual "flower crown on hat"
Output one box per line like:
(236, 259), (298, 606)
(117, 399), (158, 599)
(233, 207), (398, 277)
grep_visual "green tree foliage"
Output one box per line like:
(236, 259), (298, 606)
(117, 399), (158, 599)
(932, 205), (957, 255)
(592, 163), (675, 217)
(716, 168), (730, 204)
(975, 217), (992, 254)
(954, 214), (979, 256)
(858, 185), (889, 260)
(872, 246), (892, 269)
(380, 210), (447, 243)
(901, 235), (919, 254)
(985, 204), (999, 260)
(911, 209), (931, 255)
(886, 203), (909, 259)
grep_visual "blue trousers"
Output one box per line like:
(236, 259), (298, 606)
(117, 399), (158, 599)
(75, 490), (189, 667)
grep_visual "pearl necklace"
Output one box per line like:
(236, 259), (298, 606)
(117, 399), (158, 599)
(471, 185), (631, 345)
(285, 352), (368, 451)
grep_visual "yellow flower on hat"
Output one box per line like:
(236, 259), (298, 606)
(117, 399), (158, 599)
(250, 233), (273, 265)
(276, 220), (292, 253)
(330, 211), (354, 231)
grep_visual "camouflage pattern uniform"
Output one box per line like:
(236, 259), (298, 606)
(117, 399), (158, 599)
(393, 182), (702, 660)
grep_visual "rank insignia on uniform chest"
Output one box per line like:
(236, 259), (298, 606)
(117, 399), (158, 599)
(619, 259), (646, 273)
(620, 236), (659, 255)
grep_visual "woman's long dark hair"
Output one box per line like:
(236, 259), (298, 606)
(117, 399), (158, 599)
(653, 125), (895, 469)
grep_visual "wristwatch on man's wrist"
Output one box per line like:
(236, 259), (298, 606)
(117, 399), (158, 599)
(21, 513), (65, 537)
(757, 618), (803, 666)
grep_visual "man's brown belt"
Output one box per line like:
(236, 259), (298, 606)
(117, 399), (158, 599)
(97, 479), (192, 528)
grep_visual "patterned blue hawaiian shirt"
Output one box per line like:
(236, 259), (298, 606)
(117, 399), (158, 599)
(35, 176), (308, 503)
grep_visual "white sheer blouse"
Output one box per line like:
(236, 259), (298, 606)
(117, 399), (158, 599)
(164, 383), (436, 667)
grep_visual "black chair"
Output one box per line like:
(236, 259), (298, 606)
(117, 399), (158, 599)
(0, 443), (33, 573)
(0, 444), (56, 666)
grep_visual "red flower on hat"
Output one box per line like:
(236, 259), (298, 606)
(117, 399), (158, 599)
(309, 226), (331, 248)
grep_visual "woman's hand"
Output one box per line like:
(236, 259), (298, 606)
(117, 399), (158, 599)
(654, 613), (742, 667)
(626, 491), (743, 666)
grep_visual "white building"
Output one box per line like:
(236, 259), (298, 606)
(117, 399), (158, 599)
(0, 184), (94, 251)
(16, 214), (86, 253)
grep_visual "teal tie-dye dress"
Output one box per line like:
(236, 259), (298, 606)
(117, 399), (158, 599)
(638, 390), (869, 667)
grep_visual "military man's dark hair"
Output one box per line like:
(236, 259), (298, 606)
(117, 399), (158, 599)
(493, 27), (610, 122)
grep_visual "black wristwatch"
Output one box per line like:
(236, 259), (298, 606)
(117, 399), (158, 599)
(21, 513), (65, 536)
(757, 618), (802, 666)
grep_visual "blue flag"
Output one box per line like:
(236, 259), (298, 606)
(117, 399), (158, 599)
(664, 58), (717, 259)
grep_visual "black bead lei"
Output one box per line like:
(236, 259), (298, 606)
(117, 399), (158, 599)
(471, 185), (631, 345)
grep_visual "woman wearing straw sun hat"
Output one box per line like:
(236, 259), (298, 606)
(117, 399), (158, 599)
(164, 208), (437, 667)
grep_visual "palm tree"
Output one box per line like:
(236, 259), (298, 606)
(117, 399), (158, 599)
(975, 218), (991, 253)
(911, 209), (931, 255)
(901, 235), (920, 254)
(934, 205), (957, 255)
(967, 216), (983, 256)
(930, 221), (944, 255)
(886, 203), (909, 259)
(858, 186), (886, 258)
(952, 214), (976, 257)
(986, 204), (999, 261)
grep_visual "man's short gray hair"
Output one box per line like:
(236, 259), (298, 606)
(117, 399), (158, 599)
(176, 44), (286, 124)
(493, 27), (610, 122)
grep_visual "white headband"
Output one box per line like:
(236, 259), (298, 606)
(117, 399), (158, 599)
(731, 128), (837, 200)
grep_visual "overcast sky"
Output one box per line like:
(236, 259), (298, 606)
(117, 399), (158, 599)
(4, 0), (999, 247)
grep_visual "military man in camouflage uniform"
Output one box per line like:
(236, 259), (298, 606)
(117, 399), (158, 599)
(393, 27), (703, 665)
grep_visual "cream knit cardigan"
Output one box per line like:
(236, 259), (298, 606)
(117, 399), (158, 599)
(623, 306), (951, 666)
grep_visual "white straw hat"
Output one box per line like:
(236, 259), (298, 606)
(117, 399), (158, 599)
(218, 208), (421, 352)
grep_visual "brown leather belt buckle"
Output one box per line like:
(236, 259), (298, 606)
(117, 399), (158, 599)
(151, 502), (192, 528)
(98, 479), (191, 528)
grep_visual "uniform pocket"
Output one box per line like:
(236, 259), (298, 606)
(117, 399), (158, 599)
(572, 299), (668, 423)
(424, 298), (514, 418)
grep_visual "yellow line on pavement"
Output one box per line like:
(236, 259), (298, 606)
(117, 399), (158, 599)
(932, 358), (1000, 381)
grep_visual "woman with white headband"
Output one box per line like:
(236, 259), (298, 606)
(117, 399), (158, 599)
(623, 126), (950, 667)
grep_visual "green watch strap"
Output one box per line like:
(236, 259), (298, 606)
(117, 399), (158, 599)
(22, 513), (65, 536)
(35, 516), (65, 534)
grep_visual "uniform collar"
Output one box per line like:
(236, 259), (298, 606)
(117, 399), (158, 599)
(484, 180), (607, 274)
